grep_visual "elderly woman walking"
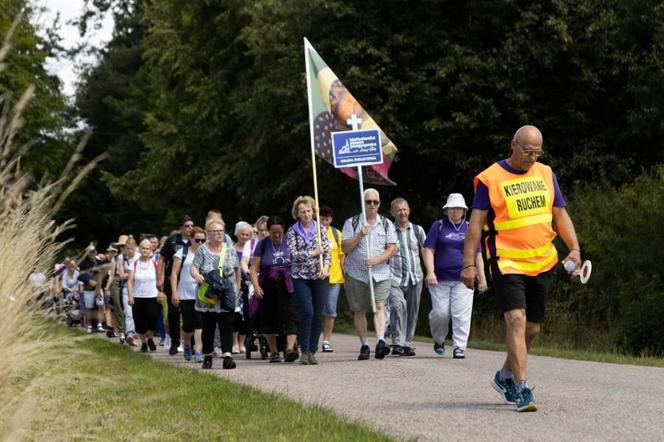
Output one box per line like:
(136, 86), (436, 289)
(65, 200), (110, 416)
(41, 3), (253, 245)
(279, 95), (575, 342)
(191, 219), (240, 369)
(127, 239), (163, 352)
(286, 196), (330, 365)
(422, 193), (487, 359)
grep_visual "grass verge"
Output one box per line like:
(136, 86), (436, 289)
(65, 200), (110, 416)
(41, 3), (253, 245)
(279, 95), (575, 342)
(6, 323), (393, 441)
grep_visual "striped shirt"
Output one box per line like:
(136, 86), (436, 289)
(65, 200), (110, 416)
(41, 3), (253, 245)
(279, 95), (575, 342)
(390, 222), (426, 286)
(342, 215), (397, 283)
(192, 243), (238, 313)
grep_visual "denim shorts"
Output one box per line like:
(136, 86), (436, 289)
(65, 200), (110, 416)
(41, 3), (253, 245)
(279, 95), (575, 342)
(82, 290), (97, 310)
(323, 283), (342, 317)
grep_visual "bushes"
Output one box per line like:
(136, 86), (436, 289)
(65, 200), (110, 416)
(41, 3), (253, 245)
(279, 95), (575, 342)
(548, 164), (664, 356)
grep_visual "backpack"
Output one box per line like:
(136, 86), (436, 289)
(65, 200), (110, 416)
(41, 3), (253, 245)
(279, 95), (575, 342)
(330, 227), (342, 248)
(350, 214), (392, 236)
(411, 223), (426, 249)
(176, 246), (190, 282)
(133, 259), (158, 272)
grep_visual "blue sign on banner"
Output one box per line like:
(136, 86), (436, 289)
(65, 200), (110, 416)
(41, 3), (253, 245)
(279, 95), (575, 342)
(330, 129), (383, 168)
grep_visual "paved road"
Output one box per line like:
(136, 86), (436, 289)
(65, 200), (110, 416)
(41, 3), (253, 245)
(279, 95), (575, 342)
(143, 333), (664, 441)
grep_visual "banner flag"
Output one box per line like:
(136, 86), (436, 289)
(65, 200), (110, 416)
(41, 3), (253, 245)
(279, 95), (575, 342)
(304, 38), (397, 186)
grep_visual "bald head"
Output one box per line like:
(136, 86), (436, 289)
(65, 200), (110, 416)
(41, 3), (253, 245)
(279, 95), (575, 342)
(509, 125), (544, 172)
(513, 125), (543, 146)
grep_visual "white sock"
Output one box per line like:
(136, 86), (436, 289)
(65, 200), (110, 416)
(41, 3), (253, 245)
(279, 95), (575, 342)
(361, 338), (369, 346)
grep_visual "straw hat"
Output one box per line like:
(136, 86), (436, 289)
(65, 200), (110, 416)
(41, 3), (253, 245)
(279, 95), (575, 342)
(113, 234), (129, 246)
(442, 193), (468, 210)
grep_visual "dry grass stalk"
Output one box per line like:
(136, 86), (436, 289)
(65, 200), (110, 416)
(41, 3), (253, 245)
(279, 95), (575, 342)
(0, 18), (105, 436)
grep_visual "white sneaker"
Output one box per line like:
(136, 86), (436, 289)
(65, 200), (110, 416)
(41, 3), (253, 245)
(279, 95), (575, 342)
(86, 325), (92, 333)
(177, 344), (184, 352)
(97, 323), (105, 332)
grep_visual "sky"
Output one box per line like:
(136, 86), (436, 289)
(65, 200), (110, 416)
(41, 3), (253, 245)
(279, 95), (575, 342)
(33, 0), (114, 97)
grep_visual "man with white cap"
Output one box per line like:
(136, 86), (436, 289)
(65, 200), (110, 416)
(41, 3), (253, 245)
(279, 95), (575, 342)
(423, 194), (487, 359)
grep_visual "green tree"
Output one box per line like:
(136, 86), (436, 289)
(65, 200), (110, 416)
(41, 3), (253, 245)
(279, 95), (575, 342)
(0, 0), (73, 180)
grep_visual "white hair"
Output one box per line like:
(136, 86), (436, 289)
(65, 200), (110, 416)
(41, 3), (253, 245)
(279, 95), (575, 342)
(234, 221), (252, 236)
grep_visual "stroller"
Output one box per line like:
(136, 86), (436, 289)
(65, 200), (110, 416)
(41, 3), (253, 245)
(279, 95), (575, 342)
(61, 292), (83, 327)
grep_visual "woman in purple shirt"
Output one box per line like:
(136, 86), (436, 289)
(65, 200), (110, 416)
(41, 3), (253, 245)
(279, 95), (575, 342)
(422, 193), (487, 359)
(249, 216), (299, 363)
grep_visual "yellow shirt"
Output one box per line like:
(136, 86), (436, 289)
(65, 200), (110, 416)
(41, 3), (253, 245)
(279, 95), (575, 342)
(326, 226), (344, 284)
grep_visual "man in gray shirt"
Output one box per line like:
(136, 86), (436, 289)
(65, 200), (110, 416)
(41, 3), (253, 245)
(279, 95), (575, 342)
(342, 188), (397, 360)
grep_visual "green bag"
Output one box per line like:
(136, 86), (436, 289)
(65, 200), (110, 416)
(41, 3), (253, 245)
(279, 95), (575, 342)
(196, 244), (226, 305)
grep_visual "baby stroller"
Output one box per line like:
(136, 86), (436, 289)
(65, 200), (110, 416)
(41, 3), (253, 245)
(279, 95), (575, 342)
(243, 281), (269, 359)
(62, 292), (83, 327)
(244, 289), (292, 360)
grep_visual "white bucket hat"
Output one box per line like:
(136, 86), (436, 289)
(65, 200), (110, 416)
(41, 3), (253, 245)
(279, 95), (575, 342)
(442, 193), (468, 210)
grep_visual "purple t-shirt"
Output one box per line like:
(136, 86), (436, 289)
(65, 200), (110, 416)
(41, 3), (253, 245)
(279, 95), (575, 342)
(424, 219), (480, 281)
(472, 159), (565, 210)
(253, 237), (291, 272)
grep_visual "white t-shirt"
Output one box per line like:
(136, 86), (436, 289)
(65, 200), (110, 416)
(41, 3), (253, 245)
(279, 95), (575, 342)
(61, 270), (80, 294)
(241, 239), (258, 262)
(131, 259), (158, 298)
(174, 247), (197, 301)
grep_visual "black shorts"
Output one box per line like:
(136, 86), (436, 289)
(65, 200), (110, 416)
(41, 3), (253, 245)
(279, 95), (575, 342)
(180, 300), (202, 332)
(490, 261), (550, 323)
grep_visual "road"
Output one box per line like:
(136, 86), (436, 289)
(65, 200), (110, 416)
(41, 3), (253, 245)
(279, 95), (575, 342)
(145, 333), (664, 441)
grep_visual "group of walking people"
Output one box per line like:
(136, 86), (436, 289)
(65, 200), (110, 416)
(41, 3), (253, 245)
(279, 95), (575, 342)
(53, 125), (583, 412)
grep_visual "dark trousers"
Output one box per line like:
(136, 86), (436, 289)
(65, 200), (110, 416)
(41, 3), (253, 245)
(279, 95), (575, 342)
(164, 284), (181, 347)
(201, 311), (234, 355)
(132, 297), (159, 335)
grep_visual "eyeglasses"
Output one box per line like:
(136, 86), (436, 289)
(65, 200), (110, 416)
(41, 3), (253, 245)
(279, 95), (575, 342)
(194, 238), (206, 243)
(209, 229), (224, 234)
(183, 223), (194, 228)
(519, 146), (544, 158)
(365, 200), (380, 206)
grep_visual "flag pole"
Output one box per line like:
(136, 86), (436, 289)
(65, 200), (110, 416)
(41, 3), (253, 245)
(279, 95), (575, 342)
(304, 37), (324, 271)
(356, 165), (377, 313)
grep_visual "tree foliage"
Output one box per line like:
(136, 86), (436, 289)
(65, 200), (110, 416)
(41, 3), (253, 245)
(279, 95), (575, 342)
(0, 0), (72, 179)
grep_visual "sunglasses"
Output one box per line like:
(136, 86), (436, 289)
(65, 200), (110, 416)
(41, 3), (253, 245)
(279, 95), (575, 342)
(365, 199), (380, 206)
(183, 224), (194, 228)
(194, 238), (206, 243)
(209, 229), (225, 234)
(519, 146), (544, 158)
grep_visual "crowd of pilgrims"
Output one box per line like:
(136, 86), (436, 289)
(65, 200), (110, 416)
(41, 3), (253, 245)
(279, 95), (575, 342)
(51, 190), (486, 369)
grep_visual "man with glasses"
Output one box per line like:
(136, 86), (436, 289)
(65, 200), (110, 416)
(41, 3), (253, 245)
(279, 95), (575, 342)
(158, 214), (195, 355)
(461, 125), (582, 412)
(342, 188), (397, 360)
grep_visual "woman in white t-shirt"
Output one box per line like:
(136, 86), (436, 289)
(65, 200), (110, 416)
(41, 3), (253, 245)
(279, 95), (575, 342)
(127, 238), (163, 352)
(58, 258), (81, 300)
(170, 226), (206, 363)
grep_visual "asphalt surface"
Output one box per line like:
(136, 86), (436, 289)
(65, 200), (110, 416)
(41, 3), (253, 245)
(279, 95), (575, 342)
(141, 332), (664, 441)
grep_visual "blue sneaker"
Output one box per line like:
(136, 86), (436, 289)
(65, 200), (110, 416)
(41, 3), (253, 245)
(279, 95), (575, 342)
(194, 352), (203, 363)
(491, 371), (518, 404)
(183, 346), (192, 362)
(434, 341), (445, 356)
(515, 386), (537, 412)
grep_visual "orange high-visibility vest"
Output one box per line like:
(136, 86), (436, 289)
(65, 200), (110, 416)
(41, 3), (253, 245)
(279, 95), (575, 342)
(474, 162), (558, 276)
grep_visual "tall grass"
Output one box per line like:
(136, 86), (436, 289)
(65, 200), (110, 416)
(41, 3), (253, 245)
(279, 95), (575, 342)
(0, 19), (104, 438)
